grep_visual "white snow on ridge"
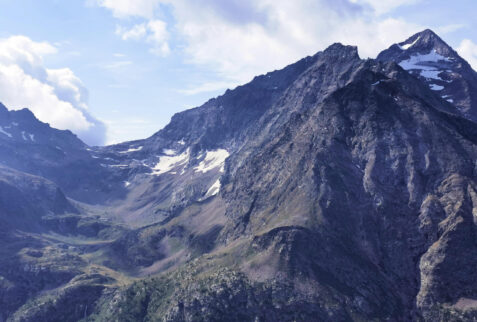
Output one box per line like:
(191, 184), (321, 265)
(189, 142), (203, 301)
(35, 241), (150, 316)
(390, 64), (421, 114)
(194, 149), (230, 173)
(430, 84), (444, 91)
(152, 149), (190, 175)
(119, 146), (143, 153)
(0, 126), (12, 138)
(399, 36), (420, 50)
(205, 179), (221, 198)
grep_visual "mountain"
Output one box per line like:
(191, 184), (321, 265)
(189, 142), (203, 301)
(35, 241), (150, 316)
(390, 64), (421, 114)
(0, 102), (128, 203)
(1, 30), (477, 321)
(377, 29), (477, 122)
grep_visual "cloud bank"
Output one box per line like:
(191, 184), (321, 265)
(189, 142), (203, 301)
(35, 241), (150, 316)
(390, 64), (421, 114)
(0, 35), (106, 145)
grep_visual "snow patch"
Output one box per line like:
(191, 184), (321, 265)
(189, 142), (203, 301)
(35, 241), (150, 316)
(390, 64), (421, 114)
(429, 84), (444, 91)
(151, 149), (190, 175)
(178, 139), (185, 145)
(119, 146), (143, 153)
(399, 50), (450, 80)
(205, 179), (221, 198)
(0, 126), (12, 138)
(399, 36), (420, 50)
(420, 70), (443, 80)
(371, 80), (381, 86)
(194, 149), (229, 173)
(447, 98), (454, 103)
(124, 181), (131, 187)
(163, 149), (176, 156)
(29, 134), (35, 142)
(21, 131), (27, 141)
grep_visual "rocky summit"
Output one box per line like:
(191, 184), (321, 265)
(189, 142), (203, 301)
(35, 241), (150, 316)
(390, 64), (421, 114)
(1, 30), (477, 322)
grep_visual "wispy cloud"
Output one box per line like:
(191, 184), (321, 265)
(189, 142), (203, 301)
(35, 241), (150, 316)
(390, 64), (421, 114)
(91, 0), (161, 19)
(108, 83), (129, 88)
(349, 0), (422, 15)
(102, 60), (133, 69)
(436, 24), (466, 34)
(177, 81), (237, 95)
(103, 117), (159, 144)
(116, 24), (147, 41)
(115, 20), (170, 56)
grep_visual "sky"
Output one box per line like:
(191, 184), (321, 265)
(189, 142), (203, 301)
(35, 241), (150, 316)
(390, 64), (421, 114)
(0, 0), (477, 145)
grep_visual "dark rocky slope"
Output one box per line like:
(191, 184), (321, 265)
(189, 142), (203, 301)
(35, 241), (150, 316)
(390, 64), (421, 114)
(85, 42), (477, 321)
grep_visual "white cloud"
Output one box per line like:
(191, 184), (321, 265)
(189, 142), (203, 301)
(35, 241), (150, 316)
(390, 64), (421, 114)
(0, 35), (106, 145)
(457, 39), (477, 70)
(165, 0), (422, 85)
(115, 20), (170, 56)
(116, 24), (147, 41)
(93, 0), (424, 89)
(349, 0), (421, 15)
(146, 20), (170, 56)
(93, 0), (161, 19)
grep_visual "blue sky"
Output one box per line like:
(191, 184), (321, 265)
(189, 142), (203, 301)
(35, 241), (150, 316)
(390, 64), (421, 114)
(0, 0), (477, 145)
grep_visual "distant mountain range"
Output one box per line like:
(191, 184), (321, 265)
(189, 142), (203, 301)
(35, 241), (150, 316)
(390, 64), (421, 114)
(1, 29), (477, 321)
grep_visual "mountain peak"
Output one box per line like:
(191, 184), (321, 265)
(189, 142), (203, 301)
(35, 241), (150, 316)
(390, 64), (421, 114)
(395, 29), (456, 57)
(415, 28), (440, 39)
(12, 108), (38, 123)
(322, 43), (359, 60)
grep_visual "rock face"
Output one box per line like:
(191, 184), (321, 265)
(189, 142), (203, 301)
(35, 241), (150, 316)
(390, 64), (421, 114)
(1, 30), (477, 321)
